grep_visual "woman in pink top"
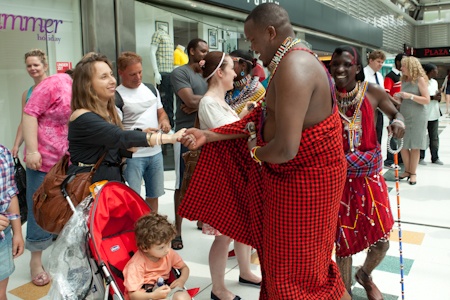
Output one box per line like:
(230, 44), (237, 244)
(22, 72), (73, 286)
(11, 49), (48, 158)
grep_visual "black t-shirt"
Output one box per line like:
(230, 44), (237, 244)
(68, 112), (148, 182)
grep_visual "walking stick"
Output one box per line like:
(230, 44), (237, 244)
(387, 134), (405, 300)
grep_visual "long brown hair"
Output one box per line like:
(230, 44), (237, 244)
(71, 53), (122, 127)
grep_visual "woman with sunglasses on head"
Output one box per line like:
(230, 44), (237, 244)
(226, 50), (265, 118)
(68, 53), (186, 183)
(197, 51), (261, 300)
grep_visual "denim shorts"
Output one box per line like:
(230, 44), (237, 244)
(0, 226), (15, 281)
(124, 152), (165, 199)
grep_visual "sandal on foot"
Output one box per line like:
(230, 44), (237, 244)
(171, 236), (183, 250)
(408, 173), (417, 185)
(355, 267), (383, 300)
(32, 270), (50, 286)
(399, 171), (410, 180)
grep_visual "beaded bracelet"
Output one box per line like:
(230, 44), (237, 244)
(390, 119), (405, 129)
(26, 151), (39, 156)
(250, 146), (262, 164)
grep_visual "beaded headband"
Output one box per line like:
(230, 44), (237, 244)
(205, 52), (226, 81)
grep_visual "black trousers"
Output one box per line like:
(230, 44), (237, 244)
(420, 119), (440, 162)
(158, 72), (174, 128)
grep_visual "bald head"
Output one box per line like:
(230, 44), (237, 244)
(245, 3), (293, 36)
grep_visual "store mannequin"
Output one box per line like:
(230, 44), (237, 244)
(173, 44), (188, 68)
(150, 23), (175, 127)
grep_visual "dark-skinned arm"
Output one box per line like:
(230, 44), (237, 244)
(368, 83), (405, 139)
(177, 88), (202, 113)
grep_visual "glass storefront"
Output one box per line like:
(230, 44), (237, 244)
(0, 0), (82, 152)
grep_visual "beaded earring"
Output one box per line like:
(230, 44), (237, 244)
(240, 70), (245, 76)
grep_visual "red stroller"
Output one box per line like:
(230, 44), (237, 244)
(87, 181), (199, 299)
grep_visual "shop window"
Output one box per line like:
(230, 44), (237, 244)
(0, 0), (82, 152)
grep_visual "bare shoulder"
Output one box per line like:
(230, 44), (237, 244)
(70, 109), (91, 122)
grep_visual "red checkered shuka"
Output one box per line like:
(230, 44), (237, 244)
(179, 102), (347, 299)
(336, 91), (395, 257)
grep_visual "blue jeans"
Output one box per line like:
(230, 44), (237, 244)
(124, 152), (165, 199)
(26, 169), (53, 252)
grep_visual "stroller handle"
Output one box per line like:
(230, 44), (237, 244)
(61, 173), (77, 212)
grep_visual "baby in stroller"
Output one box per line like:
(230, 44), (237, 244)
(123, 213), (191, 300)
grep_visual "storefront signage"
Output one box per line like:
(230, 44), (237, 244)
(405, 46), (450, 58)
(0, 13), (64, 43)
(56, 62), (72, 73)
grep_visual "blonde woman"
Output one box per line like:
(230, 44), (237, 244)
(12, 49), (48, 158)
(394, 56), (430, 185)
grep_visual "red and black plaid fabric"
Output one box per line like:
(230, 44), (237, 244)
(336, 93), (395, 257)
(180, 106), (347, 298)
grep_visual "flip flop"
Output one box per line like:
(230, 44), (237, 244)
(171, 236), (183, 250)
(32, 270), (50, 286)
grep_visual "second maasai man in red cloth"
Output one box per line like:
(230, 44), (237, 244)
(178, 3), (351, 300)
(330, 46), (405, 300)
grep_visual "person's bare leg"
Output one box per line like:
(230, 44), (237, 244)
(356, 240), (389, 300)
(210, 235), (236, 300)
(336, 255), (353, 294)
(445, 95), (450, 114)
(146, 197), (158, 213)
(399, 149), (410, 178)
(0, 277), (8, 300)
(341, 290), (352, 300)
(30, 251), (49, 285)
(172, 189), (183, 250)
(235, 242), (261, 284)
(409, 149), (420, 184)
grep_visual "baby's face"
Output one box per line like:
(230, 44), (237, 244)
(143, 241), (171, 260)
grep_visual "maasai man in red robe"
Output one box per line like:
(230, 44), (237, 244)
(330, 46), (405, 300)
(178, 3), (352, 300)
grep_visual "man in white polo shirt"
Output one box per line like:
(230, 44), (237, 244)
(116, 51), (171, 212)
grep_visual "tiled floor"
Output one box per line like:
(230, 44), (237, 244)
(5, 104), (450, 300)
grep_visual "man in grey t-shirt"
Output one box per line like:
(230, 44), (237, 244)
(170, 38), (208, 250)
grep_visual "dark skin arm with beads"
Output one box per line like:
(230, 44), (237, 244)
(366, 83), (405, 139)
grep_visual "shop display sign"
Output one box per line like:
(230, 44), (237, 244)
(56, 62), (72, 73)
(0, 13), (64, 43)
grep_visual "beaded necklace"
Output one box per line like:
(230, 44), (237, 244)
(267, 37), (301, 75)
(337, 81), (368, 152)
(225, 76), (260, 110)
(335, 81), (362, 111)
(234, 75), (250, 89)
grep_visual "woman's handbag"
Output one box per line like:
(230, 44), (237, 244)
(13, 157), (28, 224)
(33, 153), (105, 234)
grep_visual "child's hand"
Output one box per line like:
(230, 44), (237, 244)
(12, 233), (24, 258)
(169, 278), (185, 289)
(153, 285), (171, 299)
(0, 215), (10, 231)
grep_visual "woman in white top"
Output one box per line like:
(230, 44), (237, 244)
(420, 63), (443, 165)
(198, 51), (261, 300)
